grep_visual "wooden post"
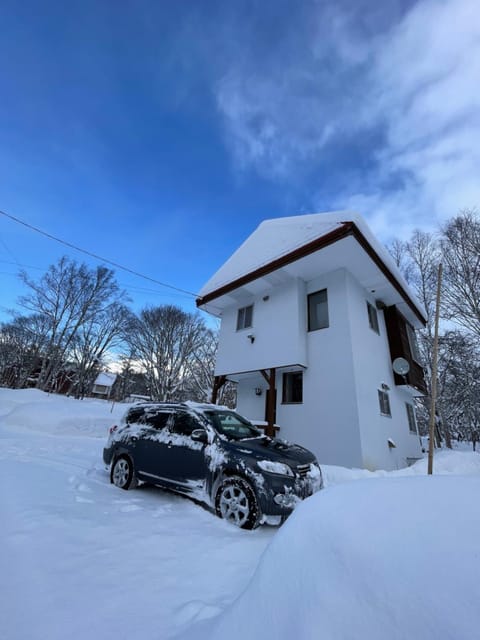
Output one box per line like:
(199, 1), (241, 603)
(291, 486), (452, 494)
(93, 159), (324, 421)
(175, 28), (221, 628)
(428, 263), (443, 475)
(260, 368), (276, 438)
(211, 375), (226, 404)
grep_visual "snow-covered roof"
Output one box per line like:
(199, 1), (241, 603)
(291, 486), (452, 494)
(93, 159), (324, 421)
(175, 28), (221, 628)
(93, 372), (117, 387)
(197, 211), (426, 325)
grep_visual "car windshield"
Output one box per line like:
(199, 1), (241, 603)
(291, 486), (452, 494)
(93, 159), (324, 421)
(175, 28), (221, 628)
(203, 410), (262, 440)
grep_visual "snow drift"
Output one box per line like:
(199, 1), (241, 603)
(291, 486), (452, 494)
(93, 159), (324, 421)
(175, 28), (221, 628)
(186, 475), (480, 640)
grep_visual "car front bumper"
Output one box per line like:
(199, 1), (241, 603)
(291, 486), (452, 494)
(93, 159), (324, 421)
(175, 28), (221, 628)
(255, 464), (323, 516)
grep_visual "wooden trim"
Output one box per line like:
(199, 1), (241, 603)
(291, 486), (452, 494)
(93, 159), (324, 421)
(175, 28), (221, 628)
(349, 225), (426, 325)
(211, 375), (227, 404)
(260, 369), (270, 384)
(196, 221), (426, 325)
(265, 368), (276, 438)
(197, 223), (352, 305)
(384, 306), (427, 393)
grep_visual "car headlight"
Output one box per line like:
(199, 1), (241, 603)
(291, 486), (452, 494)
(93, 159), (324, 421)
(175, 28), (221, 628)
(257, 460), (294, 477)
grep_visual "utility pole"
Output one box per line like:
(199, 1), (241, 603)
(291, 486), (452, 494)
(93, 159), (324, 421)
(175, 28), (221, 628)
(428, 263), (443, 475)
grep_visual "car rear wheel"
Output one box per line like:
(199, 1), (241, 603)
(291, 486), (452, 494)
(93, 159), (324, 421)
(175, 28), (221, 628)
(111, 456), (137, 490)
(215, 477), (260, 530)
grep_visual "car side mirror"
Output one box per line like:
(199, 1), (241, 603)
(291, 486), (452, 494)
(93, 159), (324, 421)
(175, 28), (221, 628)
(191, 428), (208, 444)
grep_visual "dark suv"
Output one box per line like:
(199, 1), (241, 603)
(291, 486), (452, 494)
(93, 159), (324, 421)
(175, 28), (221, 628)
(103, 402), (323, 529)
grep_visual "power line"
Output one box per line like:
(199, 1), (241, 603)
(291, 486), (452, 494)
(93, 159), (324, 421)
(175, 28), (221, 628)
(0, 259), (193, 297)
(0, 208), (199, 298)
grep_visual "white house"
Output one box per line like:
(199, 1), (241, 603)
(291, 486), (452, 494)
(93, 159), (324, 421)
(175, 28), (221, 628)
(197, 212), (427, 471)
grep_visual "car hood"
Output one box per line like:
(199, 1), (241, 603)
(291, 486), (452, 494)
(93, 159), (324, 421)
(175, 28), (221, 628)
(225, 435), (316, 466)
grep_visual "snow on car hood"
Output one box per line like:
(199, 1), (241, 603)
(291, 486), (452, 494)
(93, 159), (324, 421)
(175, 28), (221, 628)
(227, 436), (316, 466)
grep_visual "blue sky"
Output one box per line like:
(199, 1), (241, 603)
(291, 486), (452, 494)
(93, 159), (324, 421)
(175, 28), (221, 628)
(1, 0), (479, 322)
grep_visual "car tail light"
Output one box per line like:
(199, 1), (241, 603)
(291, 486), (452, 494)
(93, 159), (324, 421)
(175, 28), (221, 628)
(109, 425), (118, 434)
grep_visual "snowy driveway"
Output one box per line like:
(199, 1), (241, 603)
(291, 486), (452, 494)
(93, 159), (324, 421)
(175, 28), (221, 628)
(0, 390), (275, 640)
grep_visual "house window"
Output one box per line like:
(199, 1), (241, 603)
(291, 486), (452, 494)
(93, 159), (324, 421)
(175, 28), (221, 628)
(406, 403), (417, 433)
(282, 372), (303, 404)
(308, 289), (329, 331)
(236, 304), (253, 330)
(406, 323), (422, 364)
(367, 301), (380, 334)
(378, 389), (391, 417)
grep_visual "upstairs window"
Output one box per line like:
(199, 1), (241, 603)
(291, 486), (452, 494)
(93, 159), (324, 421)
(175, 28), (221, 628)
(378, 389), (391, 417)
(367, 301), (380, 334)
(308, 289), (329, 331)
(406, 323), (422, 364)
(282, 372), (303, 404)
(406, 403), (417, 433)
(237, 304), (253, 330)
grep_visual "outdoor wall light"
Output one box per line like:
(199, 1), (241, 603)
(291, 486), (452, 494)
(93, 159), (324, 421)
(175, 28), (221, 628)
(255, 387), (262, 396)
(247, 334), (255, 343)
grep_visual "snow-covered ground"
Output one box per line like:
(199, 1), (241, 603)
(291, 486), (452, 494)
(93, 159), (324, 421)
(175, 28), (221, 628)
(1, 388), (479, 639)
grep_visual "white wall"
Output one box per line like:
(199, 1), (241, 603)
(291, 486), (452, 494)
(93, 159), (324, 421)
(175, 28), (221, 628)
(235, 269), (364, 468)
(279, 269), (363, 468)
(215, 278), (308, 376)
(345, 272), (422, 470)
(236, 378), (266, 421)
(225, 268), (422, 471)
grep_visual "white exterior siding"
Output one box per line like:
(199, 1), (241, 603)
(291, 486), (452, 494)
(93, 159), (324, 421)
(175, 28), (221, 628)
(199, 212), (426, 472)
(234, 267), (422, 470)
(344, 271), (422, 469)
(293, 268), (362, 467)
(215, 278), (308, 375)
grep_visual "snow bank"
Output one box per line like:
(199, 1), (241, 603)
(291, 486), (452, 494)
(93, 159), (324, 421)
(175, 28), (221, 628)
(2, 388), (480, 640)
(0, 388), (128, 438)
(186, 474), (480, 640)
(322, 448), (480, 486)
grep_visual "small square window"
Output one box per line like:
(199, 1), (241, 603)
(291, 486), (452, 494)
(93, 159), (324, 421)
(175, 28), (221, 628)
(367, 301), (380, 334)
(308, 289), (329, 331)
(237, 304), (253, 330)
(378, 389), (391, 417)
(282, 372), (303, 403)
(406, 403), (417, 433)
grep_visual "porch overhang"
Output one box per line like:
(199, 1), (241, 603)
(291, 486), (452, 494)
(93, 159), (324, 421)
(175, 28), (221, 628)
(216, 363), (307, 384)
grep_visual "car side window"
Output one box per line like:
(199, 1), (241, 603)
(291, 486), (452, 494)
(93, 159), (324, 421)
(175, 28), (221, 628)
(126, 408), (145, 424)
(140, 411), (171, 430)
(171, 413), (199, 436)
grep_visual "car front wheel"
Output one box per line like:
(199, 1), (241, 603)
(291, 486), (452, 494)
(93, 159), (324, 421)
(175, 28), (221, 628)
(215, 477), (260, 530)
(111, 456), (137, 490)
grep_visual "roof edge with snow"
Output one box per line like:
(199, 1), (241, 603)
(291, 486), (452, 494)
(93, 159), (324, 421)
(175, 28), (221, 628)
(197, 220), (427, 325)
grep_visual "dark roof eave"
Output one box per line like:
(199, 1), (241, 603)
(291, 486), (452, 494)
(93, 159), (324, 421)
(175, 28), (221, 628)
(196, 221), (427, 326)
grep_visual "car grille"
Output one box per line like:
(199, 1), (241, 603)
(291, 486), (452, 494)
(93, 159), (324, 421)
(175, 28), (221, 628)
(296, 463), (311, 477)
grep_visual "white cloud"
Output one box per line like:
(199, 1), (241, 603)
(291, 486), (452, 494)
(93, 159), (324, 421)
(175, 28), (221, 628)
(215, 0), (480, 238)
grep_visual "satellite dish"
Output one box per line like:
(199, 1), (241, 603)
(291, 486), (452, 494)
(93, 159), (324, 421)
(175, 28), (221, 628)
(392, 357), (410, 376)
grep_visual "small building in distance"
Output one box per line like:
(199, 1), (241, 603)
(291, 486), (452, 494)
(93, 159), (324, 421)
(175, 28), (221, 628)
(92, 372), (117, 399)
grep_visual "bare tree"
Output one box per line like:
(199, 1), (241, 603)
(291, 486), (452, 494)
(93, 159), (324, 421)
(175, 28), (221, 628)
(0, 314), (51, 387)
(441, 209), (480, 337)
(127, 305), (207, 401)
(69, 302), (131, 399)
(18, 257), (126, 391)
(437, 331), (480, 444)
